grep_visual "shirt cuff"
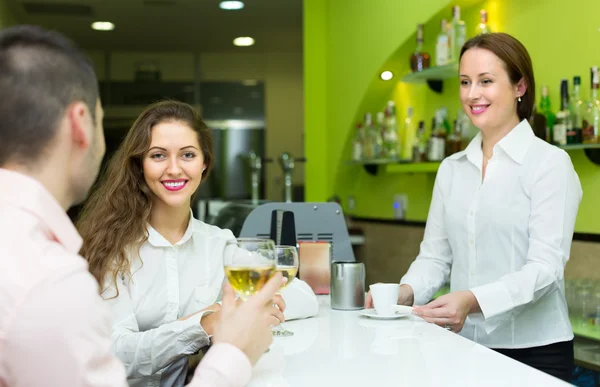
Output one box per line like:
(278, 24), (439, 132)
(469, 282), (514, 334)
(199, 343), (252, 386)
(399, 277), (427, 306)
(280, 279), (318, 321)
(180, 310), (213, 352)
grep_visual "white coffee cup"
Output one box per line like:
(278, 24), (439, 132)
(369, 283), (399, 316)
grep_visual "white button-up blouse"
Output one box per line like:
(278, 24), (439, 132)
(401, 119), (582, 349)
(103, 215), (319, 387)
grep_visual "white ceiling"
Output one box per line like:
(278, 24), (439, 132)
(5, 0), (303, 52)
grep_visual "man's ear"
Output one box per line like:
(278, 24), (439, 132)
(67, 102), (92, 150)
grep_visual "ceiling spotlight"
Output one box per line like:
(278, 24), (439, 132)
(233, 37), (254, 47)
(380, 71), (394, 81)
(219, 1), (244, 10)
(91, 21), (115, 31)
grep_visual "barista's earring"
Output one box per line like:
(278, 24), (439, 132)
(517, 96), (522, 102)
(202, 166), (206, 173)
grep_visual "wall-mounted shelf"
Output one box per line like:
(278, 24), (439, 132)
(400, 63), (459, 93)
(560, 143), (600, 151)
(560, 143), (600, 165)
(346, 158), (399, 165)
(349, 143), (600, 175)
(384, 162), (441, 173)
(347, 159), (441, 175)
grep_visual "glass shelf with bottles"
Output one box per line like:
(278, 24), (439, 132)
(401, 7), (491, 91)
(349, 102), (470, 175)
(401, 63), (459, 84)
(559, 143), (600, 151)
(537, 67), (600, 165)
(346, 157), (440, 169)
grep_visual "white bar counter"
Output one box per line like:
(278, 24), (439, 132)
(248, 296), (571, 387)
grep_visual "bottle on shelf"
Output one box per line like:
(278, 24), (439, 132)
(446, 119), (463, 156)
(449, 5), (466, 63)
(352, 122), (365, 161)
(362, 113), (373, 159)
(435, 19), (450, 67)
(476, 9), (491, 35)
(583, 66), (600, 143)
(457, 108), (477, 144)
(403, 107), (415, 160)
(539, 85), (555, 143)
(529, 105), (547, 140)
(568, 76), (583, 144)
(427, 110), (447, 161)
(364, 112), (382, 159)
(376, 111), (387, 157)
(552, 79), (570, 146)
(412, 121), (427, 162)
(439, 106), (452, 133)
(382, 101), (400, 159)
(553, 112), (568, 146)
(410, 24), (431, 72)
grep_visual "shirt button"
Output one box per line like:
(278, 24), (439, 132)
(469, 210), (474, 216)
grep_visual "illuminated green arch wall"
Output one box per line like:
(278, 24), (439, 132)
(305, 0), (600, 233)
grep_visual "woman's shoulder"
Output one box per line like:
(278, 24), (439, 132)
(526, 137), (573, 169)
(190, 217), (236, 241)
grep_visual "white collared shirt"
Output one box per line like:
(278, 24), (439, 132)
(401, 120), (582, 349)
(103, 214), (319, 387)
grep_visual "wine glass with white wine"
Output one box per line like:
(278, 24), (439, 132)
(224, 238), (277, 300)
(272, 245), (299, 337)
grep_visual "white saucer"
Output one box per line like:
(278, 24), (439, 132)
(359, 306), (413, 320)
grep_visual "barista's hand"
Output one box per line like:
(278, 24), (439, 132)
(412, 290), (480, 333)
(365, 284), (414, 308)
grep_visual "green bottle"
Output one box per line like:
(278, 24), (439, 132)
(539, 85), (555, 143)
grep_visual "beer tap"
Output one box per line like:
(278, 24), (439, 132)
(247, 151), (262, 205)
(278, 152), (306, 203)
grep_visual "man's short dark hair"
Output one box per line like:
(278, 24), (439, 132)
(0, 25), (99, 167)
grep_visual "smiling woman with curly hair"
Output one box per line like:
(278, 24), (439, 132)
(76, 100), (318, 387)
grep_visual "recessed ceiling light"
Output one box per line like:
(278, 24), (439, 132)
(219, 1), (244, 10)
(380, 70), (393, 81)
(233, 37), (254, 47)
(91, 21), (114, 31)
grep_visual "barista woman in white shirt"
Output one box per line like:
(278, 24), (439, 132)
(367, 33), (582, 382)
(77, 100), (318, 387)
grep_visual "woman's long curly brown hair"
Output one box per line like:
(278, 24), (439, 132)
(77, 100), (214, 295)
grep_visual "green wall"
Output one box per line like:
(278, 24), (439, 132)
(303, 0), (455, 202)
(305, 0), (600, 234)
(0, 0), (16, 28)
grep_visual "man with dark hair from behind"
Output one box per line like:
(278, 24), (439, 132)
(0, 25), (281, 387)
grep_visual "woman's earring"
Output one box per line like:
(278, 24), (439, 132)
(518, 96), (522, 102)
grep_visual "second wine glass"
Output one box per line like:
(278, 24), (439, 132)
(273, 245), (299, 337)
